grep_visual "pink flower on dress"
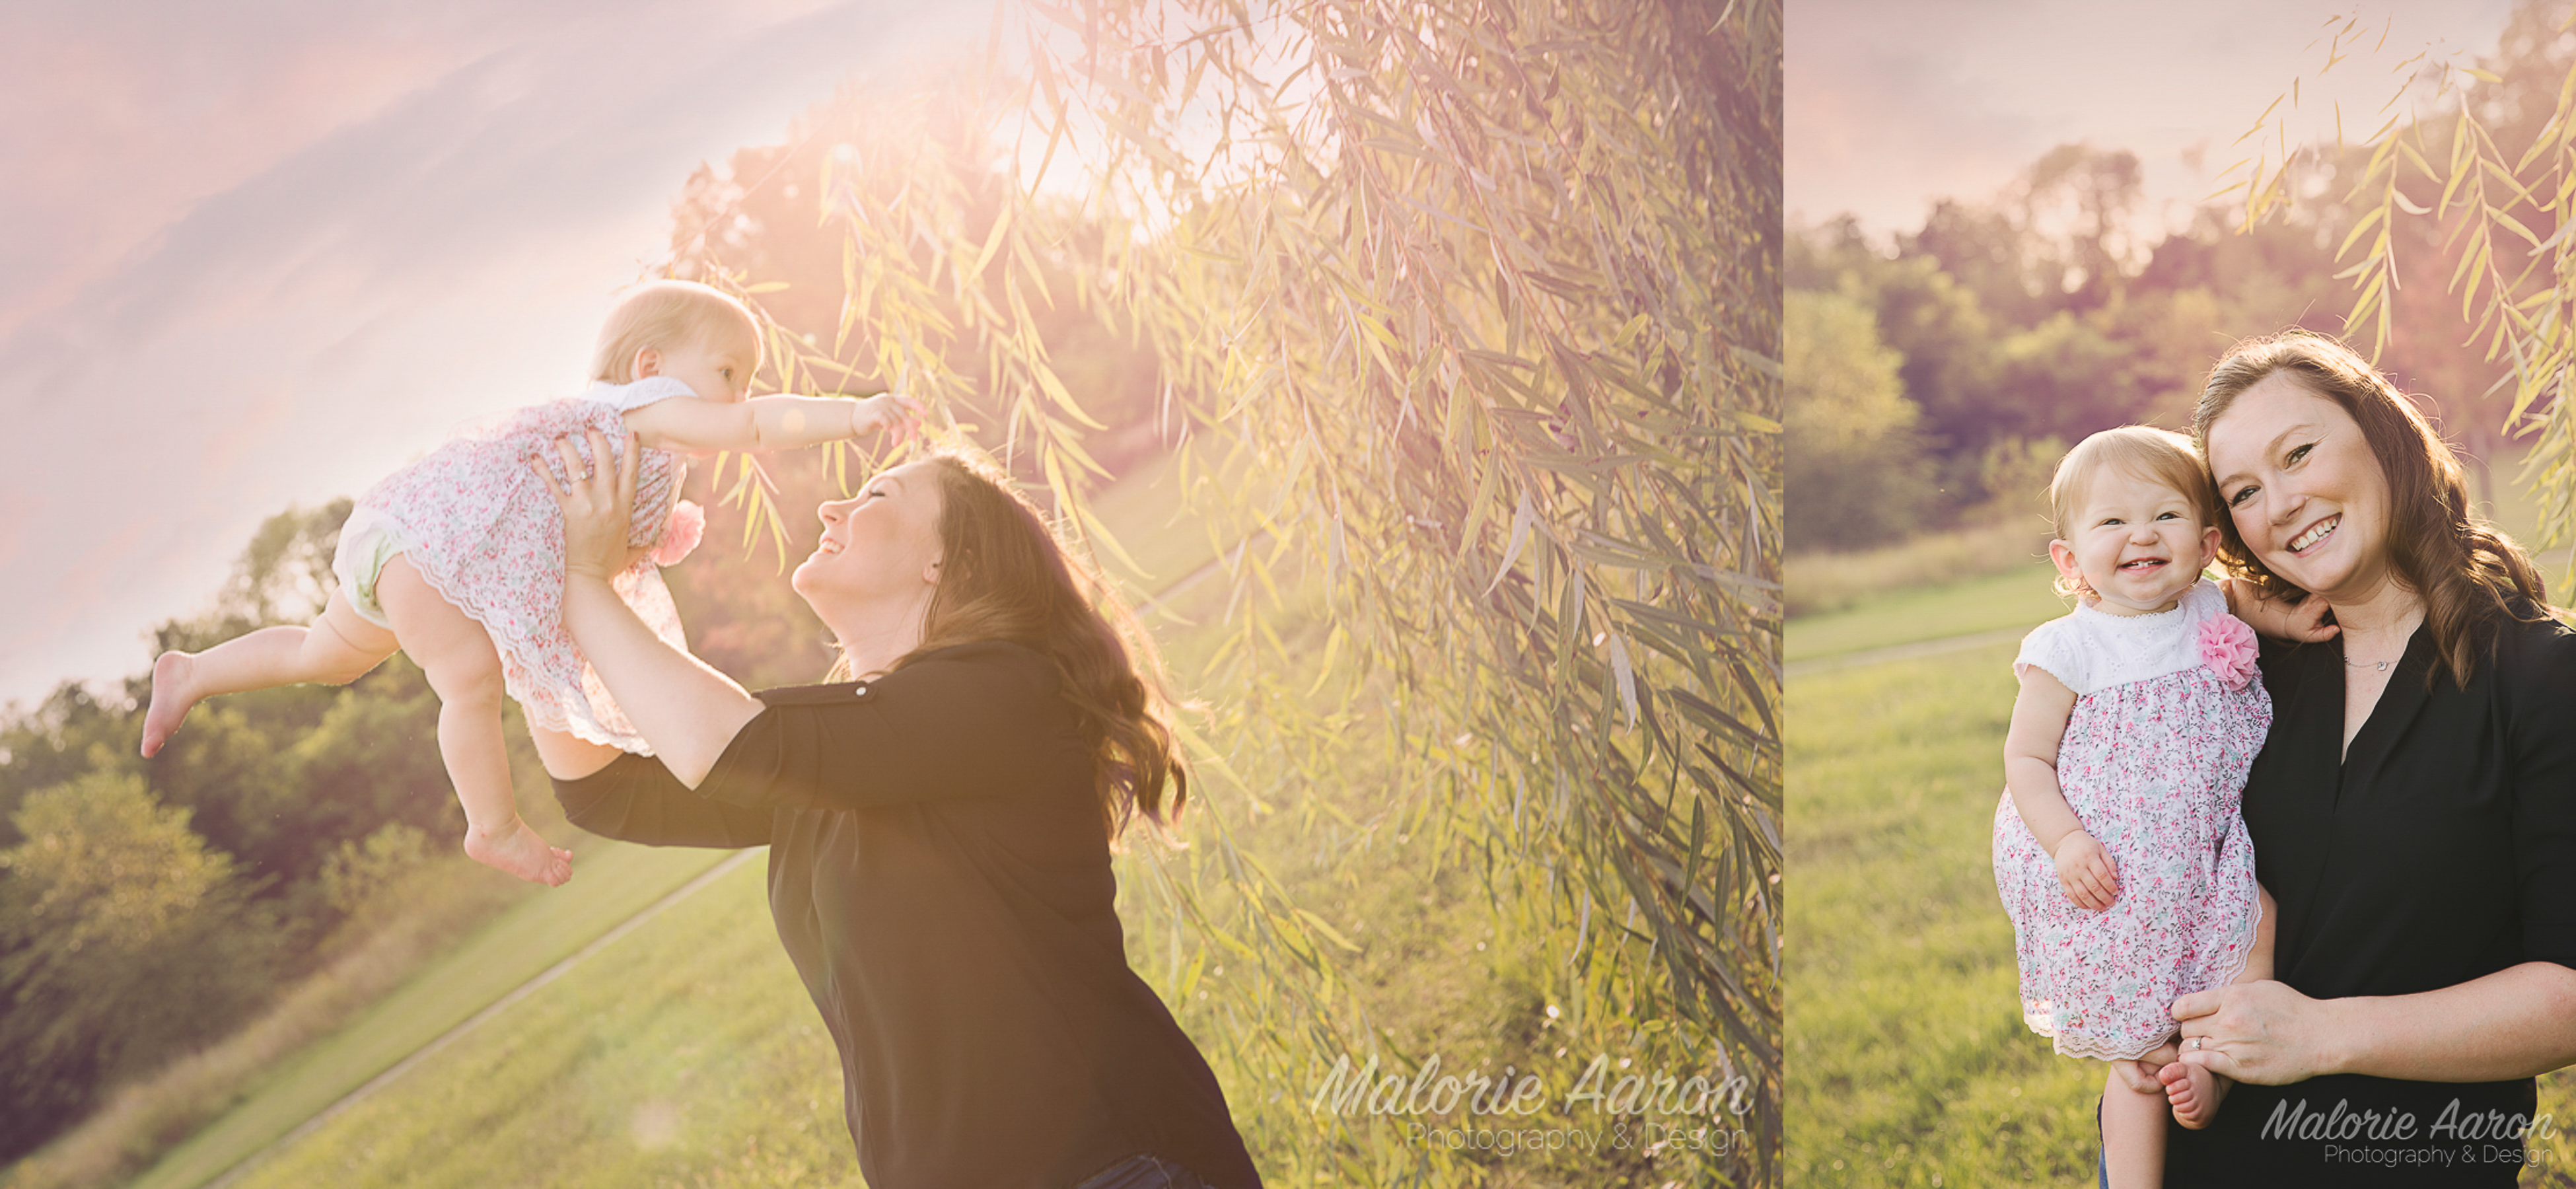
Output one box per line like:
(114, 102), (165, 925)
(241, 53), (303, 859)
(2199, 614), (2259, 690)
(651, 499), (704, 567)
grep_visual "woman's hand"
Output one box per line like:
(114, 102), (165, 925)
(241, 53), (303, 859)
(2172, 979), (2340, 1085)
(2053, 829), (2118, 911)
(531, 429), (645, 581)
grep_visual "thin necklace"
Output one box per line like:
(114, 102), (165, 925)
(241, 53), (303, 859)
(2341, 633), (2409, 673)
(2341, 610), (2423, 674)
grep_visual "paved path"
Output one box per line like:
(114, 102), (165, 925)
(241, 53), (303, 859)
(1784, 625), (2031, 679)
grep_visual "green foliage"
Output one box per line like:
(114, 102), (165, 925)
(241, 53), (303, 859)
(0, 502), (552, 1167)
(0, 773), (283, 1159)
(641, 1), (1783, 1182)
(0, 688), (133, 850)
(1902, 145), (2147, 328)
(665, 85), (1170, 485)
(316, 822), (433, 919)
(1028, 2), (1779, 1180)
(1785, 290), (1936, 552)
(2257, 2), (2576, 580)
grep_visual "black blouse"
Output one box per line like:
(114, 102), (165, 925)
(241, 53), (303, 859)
(550, 640), (1264, 1189)
(2163, 609), (2576, 1186)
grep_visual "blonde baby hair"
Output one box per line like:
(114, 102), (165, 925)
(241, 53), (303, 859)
(2047, 425), (2221, 598)
(589, 279), (762, 384)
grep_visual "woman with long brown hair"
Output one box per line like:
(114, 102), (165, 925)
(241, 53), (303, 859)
(2149, 331), (2576, 1186)
(529, 430), (1260, 1189)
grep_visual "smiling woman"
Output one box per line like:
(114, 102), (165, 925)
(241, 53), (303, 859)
(2155, 332), (2576, 1187)
(788, 461), (946, 680)
(531, 431), (1261, 1189)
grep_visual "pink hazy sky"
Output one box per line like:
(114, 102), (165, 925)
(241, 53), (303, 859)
(0, 1), (980, 711)
(1791, 0), (2519, 241)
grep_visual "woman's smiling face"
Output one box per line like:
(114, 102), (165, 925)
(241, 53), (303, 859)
(2205, 373), (2394, 602)
(791, 460), (945, 611)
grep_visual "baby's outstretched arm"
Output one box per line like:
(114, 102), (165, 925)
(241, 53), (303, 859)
(624, 392), (920, 455)
(2005, 666), (2119, 911)
(2221, 576), (2339, 643)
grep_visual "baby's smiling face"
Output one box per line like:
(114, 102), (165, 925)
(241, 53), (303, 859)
(2050, 464), (2221, 617)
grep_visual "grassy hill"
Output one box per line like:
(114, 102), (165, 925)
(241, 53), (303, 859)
(102, 451), (1684, 1189)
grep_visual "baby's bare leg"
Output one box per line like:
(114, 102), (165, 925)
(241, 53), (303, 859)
(528, 721), (626, 781)
(2101, 1059), (2170, 1189)
(376, 556), (570, 886)
(2166, 886), (2272, 1128)
(142, 591), (396, 756)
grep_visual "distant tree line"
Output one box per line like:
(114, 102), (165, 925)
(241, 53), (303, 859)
(0, 501), (456, 1161)
(1787, 67), (2563, 556)
(0, 454), (863, 1164)
(1789, 145), (2345, 553)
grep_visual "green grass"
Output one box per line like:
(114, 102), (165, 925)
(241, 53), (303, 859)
(1784, 563), (2065, 664)
(1787, 644), (2106, 1187)
(130, 842), (739, 1189)
(1786, 521), (2053, 619)
(1785, 639), (2576, 1188)
(217, 857), (857, 1189)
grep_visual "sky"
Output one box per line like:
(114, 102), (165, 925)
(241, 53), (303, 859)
(0, 0), (984, 711)
(5, 1), (2546, 713)
(1790, 0), (2521, 242)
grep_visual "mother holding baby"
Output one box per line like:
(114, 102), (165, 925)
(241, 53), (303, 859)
(528, 430), (1262, 1189)
(2155, 332), (2576, 1184)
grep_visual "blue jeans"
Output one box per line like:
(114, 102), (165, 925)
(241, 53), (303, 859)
(2098, 1098), (2110, 1189)
(1073, 1153), (1217, 1189)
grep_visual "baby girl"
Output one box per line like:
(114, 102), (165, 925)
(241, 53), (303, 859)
(141, 279), (915, 884)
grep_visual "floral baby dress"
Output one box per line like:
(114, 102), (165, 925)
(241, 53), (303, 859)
(346, 376), (701, 754)
(1992, 577), (2270, 1059)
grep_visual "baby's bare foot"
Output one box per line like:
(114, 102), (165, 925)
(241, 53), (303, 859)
(2161, 1058), (2229, 1129)
(463, 819), (572, 886)
(141, 652), (199, 758)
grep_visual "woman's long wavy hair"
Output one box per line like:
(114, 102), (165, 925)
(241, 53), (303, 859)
(2193, 330), (2548, 688)
(830, 449), (1188, 841)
